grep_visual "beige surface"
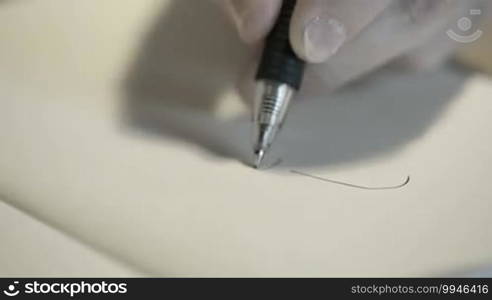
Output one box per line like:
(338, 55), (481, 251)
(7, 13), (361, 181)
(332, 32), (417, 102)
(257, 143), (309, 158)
(0, 201), (141, 277)
(1, 0), (492, 277)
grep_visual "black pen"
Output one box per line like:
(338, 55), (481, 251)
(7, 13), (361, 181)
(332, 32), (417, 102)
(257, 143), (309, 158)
(253, 0), (305, 168)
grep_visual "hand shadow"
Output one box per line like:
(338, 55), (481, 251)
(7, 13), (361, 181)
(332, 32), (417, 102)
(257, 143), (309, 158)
(122, 0), (470, 169)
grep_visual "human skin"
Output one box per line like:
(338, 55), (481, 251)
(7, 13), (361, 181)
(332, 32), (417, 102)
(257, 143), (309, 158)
(220, 0), (489, 94)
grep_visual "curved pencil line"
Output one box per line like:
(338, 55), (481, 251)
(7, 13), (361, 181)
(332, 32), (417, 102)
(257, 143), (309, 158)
(291, 170), (410, 190)
(247, 158), (284, 170)
(266, 158), (283, 170)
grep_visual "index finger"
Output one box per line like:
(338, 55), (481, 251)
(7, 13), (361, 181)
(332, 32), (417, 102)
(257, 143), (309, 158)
(290, 0), (392, 63)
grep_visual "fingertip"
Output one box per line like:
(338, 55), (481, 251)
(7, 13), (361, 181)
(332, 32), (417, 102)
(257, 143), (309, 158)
(294, 15), (347, 63)
(289, 1), (345, 63)
(289, 0), (391, 63)
(227, 0), (282, 44)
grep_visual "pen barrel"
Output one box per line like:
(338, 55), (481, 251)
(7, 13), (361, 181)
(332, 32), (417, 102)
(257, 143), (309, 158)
(256, 0), (305, 90)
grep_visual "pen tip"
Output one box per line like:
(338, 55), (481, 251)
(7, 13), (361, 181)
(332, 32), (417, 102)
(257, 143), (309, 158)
(254, 149), (266, 169)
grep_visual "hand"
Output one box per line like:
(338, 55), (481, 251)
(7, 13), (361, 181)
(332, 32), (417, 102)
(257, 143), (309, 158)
(221, 0), (489, 92)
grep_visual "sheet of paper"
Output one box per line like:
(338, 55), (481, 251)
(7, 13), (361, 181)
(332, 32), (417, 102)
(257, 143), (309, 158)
(1, 0), (491, 276)
(0, 201), (141, 277)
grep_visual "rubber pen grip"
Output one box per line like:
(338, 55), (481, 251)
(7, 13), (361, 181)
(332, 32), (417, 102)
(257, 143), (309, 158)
(255, 0), (305, 90)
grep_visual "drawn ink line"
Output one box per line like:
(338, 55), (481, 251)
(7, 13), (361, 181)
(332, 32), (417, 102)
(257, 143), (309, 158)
(247, 158), (283, 170)
(265, 159), (283, 170)
(291, 170), (410, 190)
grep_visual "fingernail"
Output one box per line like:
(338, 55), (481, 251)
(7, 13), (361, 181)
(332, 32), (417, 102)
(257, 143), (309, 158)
(304, 15), (347, 63)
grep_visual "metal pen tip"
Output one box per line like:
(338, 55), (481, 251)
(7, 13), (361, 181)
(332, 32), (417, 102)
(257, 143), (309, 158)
(254, 149), (266, 169)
